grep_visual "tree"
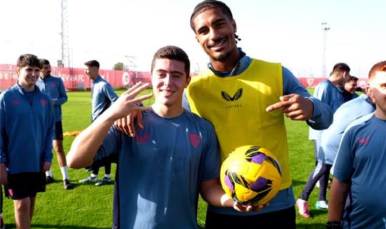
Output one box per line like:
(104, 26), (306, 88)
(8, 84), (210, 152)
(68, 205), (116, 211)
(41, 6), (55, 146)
(113, 62), (126, 70)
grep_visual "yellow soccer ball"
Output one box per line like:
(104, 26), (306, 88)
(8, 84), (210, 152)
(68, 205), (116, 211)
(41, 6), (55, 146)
(220, 145), (282, 206)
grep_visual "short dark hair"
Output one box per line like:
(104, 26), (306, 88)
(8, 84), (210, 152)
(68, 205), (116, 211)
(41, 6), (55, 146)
(84, 60), (100, 68)
(151, 46), (190, 78)
(39, 59), (50, 66)
(17, 54), (41, 69)
(330, 63), (350, 76)
(369, 61), (386, 80)
(190, 0), (233, 31)
(346, 75), (358, 83)
(190, 0), (241, 42)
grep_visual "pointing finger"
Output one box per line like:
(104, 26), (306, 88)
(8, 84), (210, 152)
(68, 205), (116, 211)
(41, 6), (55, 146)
(266, 101), (291, 112)
(280, 94), (295, 102)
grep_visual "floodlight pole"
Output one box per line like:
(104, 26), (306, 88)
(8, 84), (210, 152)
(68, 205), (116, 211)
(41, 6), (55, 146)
(322, 22), (330, 78)
(60, 0), (70, 67)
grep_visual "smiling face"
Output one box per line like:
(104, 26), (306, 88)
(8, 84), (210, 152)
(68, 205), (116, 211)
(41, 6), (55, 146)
(369, 71), (386, 119)
(151, 58), (190, 109)
(17, 65), (40, 91)
(193, 8), (239, 68)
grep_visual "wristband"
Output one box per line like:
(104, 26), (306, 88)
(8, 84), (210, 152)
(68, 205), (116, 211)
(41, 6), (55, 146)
(326, 221), (342, 229)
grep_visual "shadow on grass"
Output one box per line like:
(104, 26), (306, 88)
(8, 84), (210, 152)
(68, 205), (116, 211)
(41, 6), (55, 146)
(309, 209), (329, 218)
(296, 223), (325, 229)
(47, 182), (114, 189)
(292, 179), (307, 187)
(47, 181), (84, 189)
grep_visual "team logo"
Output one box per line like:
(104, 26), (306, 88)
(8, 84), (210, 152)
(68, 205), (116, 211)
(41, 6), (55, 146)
(41, 99), (47, 107)
(51, 82), (56, 87)
(189, 134), (201, 148)
(306, 78), (314, 87)
(12, 100), (20, 105)
(136, 134), (149, 143)
(358, 136), (370, 145)
(221, 88), (243, 101)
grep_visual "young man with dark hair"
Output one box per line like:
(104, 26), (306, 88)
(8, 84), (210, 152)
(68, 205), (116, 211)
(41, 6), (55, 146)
(67, 46), (254, 229)
(84, 60), (100, 69)
(311, 63), (350, 114)
(38, 59), (73, 190)
(0, 54), (54, 229)
(328, 60), (386, 229)
(79, 60), (118, 186)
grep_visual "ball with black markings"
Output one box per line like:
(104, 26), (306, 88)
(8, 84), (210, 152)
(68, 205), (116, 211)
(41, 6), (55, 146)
(220, 145), (282, 206)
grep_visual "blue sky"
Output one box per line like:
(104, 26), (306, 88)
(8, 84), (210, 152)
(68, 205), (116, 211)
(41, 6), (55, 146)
(0, 0), (385, 78)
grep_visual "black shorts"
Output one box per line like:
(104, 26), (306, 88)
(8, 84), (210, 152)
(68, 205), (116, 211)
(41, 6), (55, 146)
(5, 172), (46, 200)
(54, 121), (64, 141)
